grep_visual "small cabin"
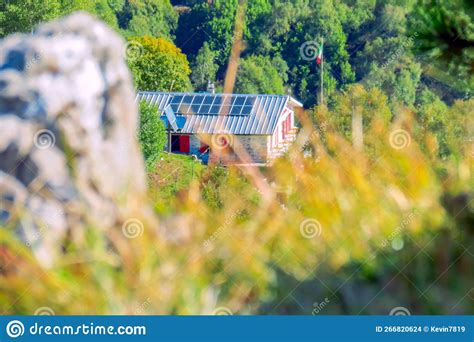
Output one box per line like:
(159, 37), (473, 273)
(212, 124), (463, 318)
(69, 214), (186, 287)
(136, 92), (302, 165)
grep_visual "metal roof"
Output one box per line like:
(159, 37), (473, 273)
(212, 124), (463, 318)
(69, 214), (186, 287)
(136, 92), (303, 135)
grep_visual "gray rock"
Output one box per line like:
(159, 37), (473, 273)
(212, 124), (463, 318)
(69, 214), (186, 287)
(0, 12), (150, 266)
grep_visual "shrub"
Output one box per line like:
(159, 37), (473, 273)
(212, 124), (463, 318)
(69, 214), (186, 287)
(138, 101), (166, 166)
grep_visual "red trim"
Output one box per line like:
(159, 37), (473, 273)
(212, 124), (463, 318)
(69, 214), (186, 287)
(199, 142), (209, 153)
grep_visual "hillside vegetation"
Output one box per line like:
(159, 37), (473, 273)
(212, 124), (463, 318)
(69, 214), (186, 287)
(0, 0), (472, 315)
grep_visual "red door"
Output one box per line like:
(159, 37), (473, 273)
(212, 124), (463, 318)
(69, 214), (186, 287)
(179, 135), (190, 153)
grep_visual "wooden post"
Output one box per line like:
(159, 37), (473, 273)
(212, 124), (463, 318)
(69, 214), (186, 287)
(168, 122), (172, 153)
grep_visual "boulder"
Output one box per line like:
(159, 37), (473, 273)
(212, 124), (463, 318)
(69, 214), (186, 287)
(0, 12), (150, 266)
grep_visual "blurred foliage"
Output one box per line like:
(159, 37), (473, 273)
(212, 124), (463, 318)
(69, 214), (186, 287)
(127, 36), (191, 91)
(1, 91), (472, 314)
(330, 85), (392, 139)
(408, 0), (474, 94)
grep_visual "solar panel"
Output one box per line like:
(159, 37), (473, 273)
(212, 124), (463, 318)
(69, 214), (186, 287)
(203, 95), (214, 105)
(170, 103), (180, 113)
(241, 105), (254, 115)
(190, 96), (204, 114)
(221, 95), (232, 107)
(233, 96), (246, 106)
(163, 94), (257, 116)
(209, 103), (221, 114)
(243, 96), (256, 106)
(170, 95), (183, 104)
(179, 102), (192, 114)
(200, 104), (211, 113)
(230, 105), (243, 115)
(182, 95), (194, 104)
(138, 91), (297, 135)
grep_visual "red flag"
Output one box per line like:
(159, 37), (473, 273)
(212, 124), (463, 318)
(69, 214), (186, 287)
(316, 43), (323, 65)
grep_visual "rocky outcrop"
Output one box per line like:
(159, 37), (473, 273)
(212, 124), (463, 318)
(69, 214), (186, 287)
(0, 13), (149, 266)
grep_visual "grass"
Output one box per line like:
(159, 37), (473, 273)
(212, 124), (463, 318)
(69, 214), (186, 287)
(0, 101), (472, 315)
(147, 152), (206, 214)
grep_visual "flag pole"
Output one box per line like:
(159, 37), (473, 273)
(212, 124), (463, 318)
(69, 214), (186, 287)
(320, 37), (324, 105)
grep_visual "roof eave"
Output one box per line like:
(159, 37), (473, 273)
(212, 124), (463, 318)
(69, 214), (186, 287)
(288, 96), (303, 108)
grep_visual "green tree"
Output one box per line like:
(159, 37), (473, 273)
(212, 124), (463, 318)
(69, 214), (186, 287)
(128, 36), (192, 92)
(0, 0), (122, 38)
(139, 100), (166, 165)
(330, 84), (392, 140)
(415, 90), (473, 160)
(409, 0), (474, 92)
(191, 42), (218, 91)
(279, 0), (356, 106)
(336, 0), (376, 32)
(244, 0), (310, 55)
(243, 0), (272, 53)
(59, 0), (118, 29)
(234, 55), (286, 94)
(176, 0), (238, 66)
(0, 0), (61, 37)
(115, 0), (178, 39)
(354, 3), (422, 107)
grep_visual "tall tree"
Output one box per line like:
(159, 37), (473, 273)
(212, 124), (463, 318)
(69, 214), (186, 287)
(0, 0), (61, 37)
(331, 84), (392, 141)
(191, 42), (218, 91)
(354, 3), (423, 107)
(59, 0), (118, 29)
(115, 0), (178, 39)
(139, 100), (167, 166)
(127, 36), (192, 92)
(409, 0), (474, 94)
(234, 55), (286, 94)
(175, 0), (238, 66)
(279, 0), (356, 106)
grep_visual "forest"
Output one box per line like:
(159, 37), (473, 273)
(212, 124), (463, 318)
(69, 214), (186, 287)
(1, 0), (472, 106)
(0, 0), (472, 315)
